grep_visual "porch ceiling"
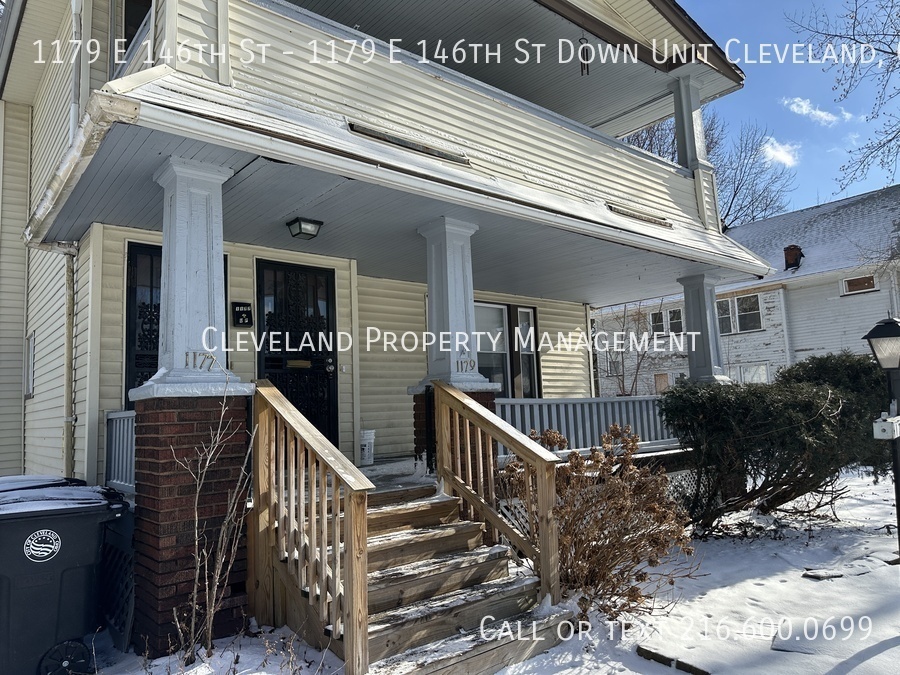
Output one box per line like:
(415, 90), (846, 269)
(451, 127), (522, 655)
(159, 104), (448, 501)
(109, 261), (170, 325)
(47, 124), (759, 307)
(284, 0), (741, 137)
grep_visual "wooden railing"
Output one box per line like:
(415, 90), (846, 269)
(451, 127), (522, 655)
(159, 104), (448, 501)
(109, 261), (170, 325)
(433, 381), (562, 603)
(249, 380), (375, 675)
(495, 395), (675, 452)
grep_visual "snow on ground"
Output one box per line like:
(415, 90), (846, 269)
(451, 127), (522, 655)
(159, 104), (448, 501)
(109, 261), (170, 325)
(505, 472), (900, 675)
(98, 472), (899, 674)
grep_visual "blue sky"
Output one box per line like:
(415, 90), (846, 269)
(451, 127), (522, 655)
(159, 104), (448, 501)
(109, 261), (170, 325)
(681, 0), (892, 210)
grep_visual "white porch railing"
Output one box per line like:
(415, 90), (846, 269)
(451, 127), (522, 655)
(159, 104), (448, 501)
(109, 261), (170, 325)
(106, 410), (136, 494)
(495, 396), (675, 452)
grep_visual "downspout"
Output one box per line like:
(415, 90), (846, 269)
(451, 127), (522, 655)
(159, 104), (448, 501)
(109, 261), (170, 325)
(70, 0), (84, 143)
(29, 241), (79, 477)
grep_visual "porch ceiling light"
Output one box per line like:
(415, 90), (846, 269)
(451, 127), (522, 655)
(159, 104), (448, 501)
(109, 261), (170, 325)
(863, 318), (900, 371)
(286, 217), (323, 240)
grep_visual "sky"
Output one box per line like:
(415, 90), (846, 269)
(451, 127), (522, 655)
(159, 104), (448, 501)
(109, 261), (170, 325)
(680, 0), (894, 211)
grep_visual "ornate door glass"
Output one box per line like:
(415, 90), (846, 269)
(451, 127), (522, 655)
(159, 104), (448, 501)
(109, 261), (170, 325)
(257, 261), (339, 444)
(125, 243), (161, 408)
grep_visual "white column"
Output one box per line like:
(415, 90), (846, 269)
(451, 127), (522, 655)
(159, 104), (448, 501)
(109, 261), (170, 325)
(411, 217), (499, 392)
(669, 74), (710, 172)
(131, 157), (253, 400)
(678, 274), (730, 384)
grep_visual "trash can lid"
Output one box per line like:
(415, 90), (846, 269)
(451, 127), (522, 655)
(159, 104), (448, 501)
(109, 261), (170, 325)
(0, 475), (87, 493)
(0, 486), (116, 515)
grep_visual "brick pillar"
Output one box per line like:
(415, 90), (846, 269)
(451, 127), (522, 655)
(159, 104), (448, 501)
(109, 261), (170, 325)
(132, 396), (251, 657)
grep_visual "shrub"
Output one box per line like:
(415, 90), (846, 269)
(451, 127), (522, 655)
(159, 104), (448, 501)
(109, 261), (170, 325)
(775, 351), (889, 474)
(501, 426), (695, 621)
(660, 381), (844, 526)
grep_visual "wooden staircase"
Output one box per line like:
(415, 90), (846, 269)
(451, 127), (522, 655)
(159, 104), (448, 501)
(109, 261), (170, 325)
(362, 484), (573, 674)
(250, 380), (567, 675)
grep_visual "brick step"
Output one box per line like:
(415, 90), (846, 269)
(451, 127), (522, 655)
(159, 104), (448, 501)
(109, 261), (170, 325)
(367, 575), (540, 662)
(368, 604), (576, 675)
(367, 545), (509, 614)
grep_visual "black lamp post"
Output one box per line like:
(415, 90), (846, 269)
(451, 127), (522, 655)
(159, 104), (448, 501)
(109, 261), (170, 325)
(863, 317), (900, 557)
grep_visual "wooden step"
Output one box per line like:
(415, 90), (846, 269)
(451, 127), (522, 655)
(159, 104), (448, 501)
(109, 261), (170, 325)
(368, 545), (510, 614)
(366, 494), (460, 536)
(367, 575), (540, 662)
(368, 483), (438, 509)
(368, 604), (576, 675)
(367, 521), (485, 572)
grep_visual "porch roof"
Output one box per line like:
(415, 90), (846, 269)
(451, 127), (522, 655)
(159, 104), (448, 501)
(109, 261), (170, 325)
(36, 109), (770, 306)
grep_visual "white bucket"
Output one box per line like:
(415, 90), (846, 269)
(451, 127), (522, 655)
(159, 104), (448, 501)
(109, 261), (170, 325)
(360, 429), (376, 466)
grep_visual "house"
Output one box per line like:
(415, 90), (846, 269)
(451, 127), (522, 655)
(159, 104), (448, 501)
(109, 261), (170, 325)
(593, 185), (900, 395)
(0, 0), (770, 671)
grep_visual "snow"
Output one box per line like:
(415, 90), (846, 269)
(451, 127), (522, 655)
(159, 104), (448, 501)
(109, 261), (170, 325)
(95, 472), (900, 675)
(0, 485), (113, 514)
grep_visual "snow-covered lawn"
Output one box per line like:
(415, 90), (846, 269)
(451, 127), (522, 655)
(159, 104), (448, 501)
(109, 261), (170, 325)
(97, 473), (899, 674)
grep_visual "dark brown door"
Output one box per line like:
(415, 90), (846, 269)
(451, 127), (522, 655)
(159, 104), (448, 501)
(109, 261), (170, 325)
(257, 260), (339, 445)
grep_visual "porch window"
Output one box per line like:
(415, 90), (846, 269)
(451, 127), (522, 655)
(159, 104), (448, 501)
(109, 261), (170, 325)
(717, 294), (762, 334)
(475, 302), (541, 398)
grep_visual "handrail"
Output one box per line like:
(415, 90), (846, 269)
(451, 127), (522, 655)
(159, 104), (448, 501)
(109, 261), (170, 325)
(433, 380), (561, 604)
(250, 380), (374, 675)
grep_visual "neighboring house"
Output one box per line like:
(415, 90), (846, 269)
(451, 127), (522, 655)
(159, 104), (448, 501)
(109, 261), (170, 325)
(0, 0), (772, 670)
(594, 185), (900, 395)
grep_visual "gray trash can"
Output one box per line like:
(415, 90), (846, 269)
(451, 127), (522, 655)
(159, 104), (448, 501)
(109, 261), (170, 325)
(0, 478), (128, 675)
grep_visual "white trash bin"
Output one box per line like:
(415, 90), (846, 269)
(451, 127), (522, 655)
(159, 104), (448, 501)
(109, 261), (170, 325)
(360, 430), (376, 466)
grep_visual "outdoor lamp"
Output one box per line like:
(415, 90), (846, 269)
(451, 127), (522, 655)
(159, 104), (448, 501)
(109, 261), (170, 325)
(286, 217), (323, 240)
(863, 317), (900, 562)
(862, 317), (900, 371)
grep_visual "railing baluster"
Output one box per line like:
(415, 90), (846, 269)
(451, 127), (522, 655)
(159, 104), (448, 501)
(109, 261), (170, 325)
(297, 435), (307, 588)
(331, 480), (342, 637)
(463, 416), (473, 520)
(307, 452), (318, 602)
(319, 463), (329, 621)
(288, 428), (297, 573)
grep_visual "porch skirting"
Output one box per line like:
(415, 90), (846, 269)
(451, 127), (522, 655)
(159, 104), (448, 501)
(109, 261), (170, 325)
(132, 396), (251, 657)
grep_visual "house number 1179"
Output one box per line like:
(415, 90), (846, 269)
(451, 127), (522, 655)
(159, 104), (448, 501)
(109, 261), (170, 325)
(456, 359), (476, 373)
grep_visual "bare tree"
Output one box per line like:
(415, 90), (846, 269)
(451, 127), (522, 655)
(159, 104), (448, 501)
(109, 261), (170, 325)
(790, 0), (900, 188)
(624, 111), (795, 228)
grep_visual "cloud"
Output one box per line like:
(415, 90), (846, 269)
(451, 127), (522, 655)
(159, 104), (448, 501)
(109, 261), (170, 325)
(782, 97), (839, 126)
(761, 137), (800, 167)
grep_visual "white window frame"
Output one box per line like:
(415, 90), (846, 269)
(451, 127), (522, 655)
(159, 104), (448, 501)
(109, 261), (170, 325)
(840, 275), (879, 296)
(649, 306), (684, 335)
(606, 352), (623, 377)
(23, 331), (35, 399)
(717, 294), (763, 334)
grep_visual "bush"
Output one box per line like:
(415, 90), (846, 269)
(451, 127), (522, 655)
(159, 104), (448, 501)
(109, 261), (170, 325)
(660, 381), (845, 526)
(775, 351), (889, 474)
(501, 426), (695, 621)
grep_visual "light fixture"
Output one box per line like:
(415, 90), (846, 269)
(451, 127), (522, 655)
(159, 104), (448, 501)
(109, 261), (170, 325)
(286, 217), (323, 240)
(863, 317), (900, 371)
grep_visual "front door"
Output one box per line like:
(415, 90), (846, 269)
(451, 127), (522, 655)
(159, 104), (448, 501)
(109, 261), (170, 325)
(256, 260), (339, 445)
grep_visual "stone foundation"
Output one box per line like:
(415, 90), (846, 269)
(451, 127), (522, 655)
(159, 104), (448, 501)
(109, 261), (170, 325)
(132, 396), (251, 657)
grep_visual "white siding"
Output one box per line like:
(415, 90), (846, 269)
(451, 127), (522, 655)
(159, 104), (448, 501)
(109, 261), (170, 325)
(719, 287), (790, 380)
(89, 0), (113, 92)
(0, 104), (30, 475)
(24, 248), (67, 475)
(785, 271), (895, 362)
(31, 12), (75, 214)
(224, 0), (703, 227)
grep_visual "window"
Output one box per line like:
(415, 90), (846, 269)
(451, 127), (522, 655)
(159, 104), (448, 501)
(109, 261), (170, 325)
(124, 0), (153, 48)
(23, 332), (35, 399)
(717, 294), (762, 334)
(667, 308), (684, 334)
(716, 299), (733, 335)
(606, 352), (623, 377)
(727, 363), (769, 384)
(474, 302), (541, 398)
(842, 275), (877, 295)
(650, 307), (683, 335)
(654, 373), (671, 393)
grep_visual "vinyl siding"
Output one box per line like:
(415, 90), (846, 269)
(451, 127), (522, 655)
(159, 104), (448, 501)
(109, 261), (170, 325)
(0, 104), (30, 475)
(23, 248), (67, 475)
(356, 277), (594, 459)
(89, 0), (113, 92)
(785, 271), (896, 362)
(91, 226), (358, 474)
(176, 0), (221, 81)
(31, 12), (75, 215)
(223, 0), (703, 227)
